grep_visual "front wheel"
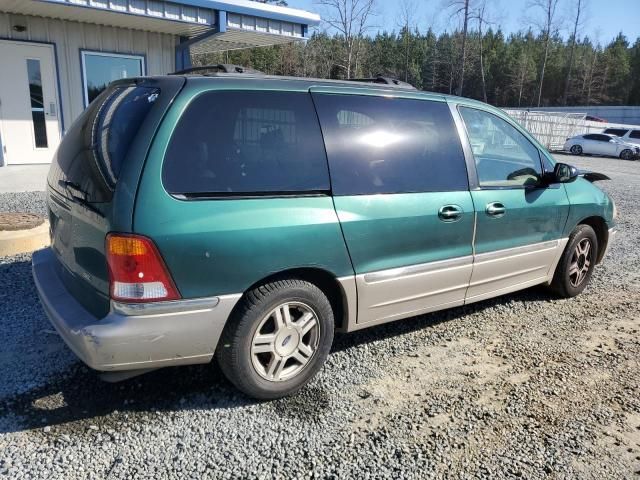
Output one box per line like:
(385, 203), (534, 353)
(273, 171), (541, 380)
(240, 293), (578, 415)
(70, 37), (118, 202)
(549, 225), (598, 298)
(216, 279), (334, 400)
(620, 149), (633, 160)
(570, 144), (583, 155)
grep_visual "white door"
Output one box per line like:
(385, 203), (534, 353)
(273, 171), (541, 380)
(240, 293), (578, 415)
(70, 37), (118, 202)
(0, 41), (61, 165)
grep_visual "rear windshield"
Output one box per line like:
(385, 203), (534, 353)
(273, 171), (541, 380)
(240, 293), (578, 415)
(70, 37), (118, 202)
(48, 85), (160, 202)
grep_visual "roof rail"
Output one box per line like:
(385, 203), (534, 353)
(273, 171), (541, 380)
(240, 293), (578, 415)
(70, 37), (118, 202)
(171, 64), (263, 75)
(349, 75), (416, 90)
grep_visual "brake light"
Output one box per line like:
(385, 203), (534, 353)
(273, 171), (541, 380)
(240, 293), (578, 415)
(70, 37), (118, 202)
(106, 233), (180, 302)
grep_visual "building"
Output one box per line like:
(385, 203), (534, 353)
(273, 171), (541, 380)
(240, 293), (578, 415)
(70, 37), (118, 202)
(0, 0), (320, 166)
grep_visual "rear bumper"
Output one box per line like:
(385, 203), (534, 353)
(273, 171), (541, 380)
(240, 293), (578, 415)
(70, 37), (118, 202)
(32, 248), (241, 371)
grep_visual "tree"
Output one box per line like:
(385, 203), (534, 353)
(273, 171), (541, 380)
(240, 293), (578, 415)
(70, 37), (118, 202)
(315, 0), (377, 78)
(254, 0), (288, 5)
(446, 0), (472, 95)
(188, 16), (640, 108)
(527, 0), (561, 106)
(471, 0), (494, 103)
(397, 0), (417, 82)
(628, 38), (640, 104)
(562, 0), (586, 105)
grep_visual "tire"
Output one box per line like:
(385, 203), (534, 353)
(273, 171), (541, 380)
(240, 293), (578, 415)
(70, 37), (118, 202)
(570, 145), (583, 155)
(620, 149), (633, 160)
(549, 225), (598, 298)
(216, 279), (334, 400)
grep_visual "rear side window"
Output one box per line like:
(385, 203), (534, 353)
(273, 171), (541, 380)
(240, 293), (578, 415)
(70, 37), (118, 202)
(584, 134), (611, 142)
(163, 91), (330, 195)
(629, 130), (640, 139)
(312, 94), (468, 195)
(603, 128), (628, 137)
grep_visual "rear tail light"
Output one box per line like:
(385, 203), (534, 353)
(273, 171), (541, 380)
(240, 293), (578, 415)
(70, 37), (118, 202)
(106, 233), (180, 303)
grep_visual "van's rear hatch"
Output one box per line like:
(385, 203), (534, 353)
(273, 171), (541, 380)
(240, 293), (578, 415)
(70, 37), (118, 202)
(47, 76), (185, 318)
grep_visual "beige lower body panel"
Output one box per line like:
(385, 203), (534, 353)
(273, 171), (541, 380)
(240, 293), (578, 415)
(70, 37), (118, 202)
(343, 238), (569, 332)
(465, 238), (568, 303)
(354, 256), (473, 328)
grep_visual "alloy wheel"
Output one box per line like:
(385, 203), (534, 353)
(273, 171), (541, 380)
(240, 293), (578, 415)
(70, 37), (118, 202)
(250, 302), (320, 382)
(568, 238), (592, 287)
(570, 145), (582, 155)
(620, 149), (632, 160)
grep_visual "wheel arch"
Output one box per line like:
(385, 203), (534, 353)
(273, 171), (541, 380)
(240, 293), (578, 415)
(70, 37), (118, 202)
(236, 267), (354, 332)
(577, 216), (608, 264)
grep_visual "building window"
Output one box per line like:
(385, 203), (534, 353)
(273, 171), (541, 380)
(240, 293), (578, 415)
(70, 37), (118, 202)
(26, 58), (48, 148)
(81, 51), (145, 106)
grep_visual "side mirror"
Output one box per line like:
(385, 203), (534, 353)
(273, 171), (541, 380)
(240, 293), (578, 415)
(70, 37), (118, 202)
(553, 162), (579, 183)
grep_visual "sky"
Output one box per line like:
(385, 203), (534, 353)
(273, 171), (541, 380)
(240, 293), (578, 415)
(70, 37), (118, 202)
(289, 0), (640, 45)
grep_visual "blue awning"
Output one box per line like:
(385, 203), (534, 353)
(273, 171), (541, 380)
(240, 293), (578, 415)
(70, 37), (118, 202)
(0, 0), (319, 48)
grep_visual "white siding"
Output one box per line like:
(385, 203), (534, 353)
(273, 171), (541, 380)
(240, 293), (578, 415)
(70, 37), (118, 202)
(0, 12), (176, 130)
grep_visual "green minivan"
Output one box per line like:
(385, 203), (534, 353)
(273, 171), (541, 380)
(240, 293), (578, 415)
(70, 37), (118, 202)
(33, 70), (616, 399)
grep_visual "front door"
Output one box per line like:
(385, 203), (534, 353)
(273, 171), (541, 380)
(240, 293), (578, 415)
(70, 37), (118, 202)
(456, 106), (570, 304)
(311, 89), (475, 326)
(0, 40), (61, 165)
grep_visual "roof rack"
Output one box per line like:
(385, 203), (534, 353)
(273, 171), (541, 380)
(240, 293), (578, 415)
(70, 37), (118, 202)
(171, 64), (264, 75)
(349, 75), (416, 90)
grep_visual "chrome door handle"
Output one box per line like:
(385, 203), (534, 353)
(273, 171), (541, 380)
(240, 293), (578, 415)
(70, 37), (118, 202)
(486, 202), (506, 217)
(438, 204), (463, 222)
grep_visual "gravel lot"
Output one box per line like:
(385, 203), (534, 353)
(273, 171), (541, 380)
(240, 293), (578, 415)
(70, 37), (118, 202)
(1, 155), (639, 479)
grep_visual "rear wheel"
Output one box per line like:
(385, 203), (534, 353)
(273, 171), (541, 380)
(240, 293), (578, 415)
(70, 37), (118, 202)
(216, 279), (334, 400)
(620, 149), (633, 160)
(549, 225), (598, 298)
(570, 144), (583, 155)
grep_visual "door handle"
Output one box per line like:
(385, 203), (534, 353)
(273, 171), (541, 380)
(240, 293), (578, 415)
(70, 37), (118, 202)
(486, 202), (506, 218)
(438, 204), (463, 222)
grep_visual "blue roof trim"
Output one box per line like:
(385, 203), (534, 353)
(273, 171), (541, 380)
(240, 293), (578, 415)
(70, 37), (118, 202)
(170, 0), (320, 26)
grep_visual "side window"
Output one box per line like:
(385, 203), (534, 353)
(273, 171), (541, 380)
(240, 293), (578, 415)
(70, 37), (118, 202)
(163, 91), (330, 195)
(583, 134), (598, 140)
(459, 106), (542, 188)
(630, 130), (640, 139)
(596, 134), (613, 142)
(603, 128), (628, 137)
(313, 94), (468, 195)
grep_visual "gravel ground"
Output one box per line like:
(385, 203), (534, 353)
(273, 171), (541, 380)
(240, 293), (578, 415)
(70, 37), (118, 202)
(1, 155), (639, 479)
(0, 191), (47, 216)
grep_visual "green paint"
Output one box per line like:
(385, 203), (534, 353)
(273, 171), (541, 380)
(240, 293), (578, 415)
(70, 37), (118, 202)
(334, 192), (475, 273)
(471, 187), (570, 254)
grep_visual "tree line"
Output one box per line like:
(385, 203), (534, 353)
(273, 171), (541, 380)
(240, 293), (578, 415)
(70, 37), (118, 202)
(198, 0), (640, 108)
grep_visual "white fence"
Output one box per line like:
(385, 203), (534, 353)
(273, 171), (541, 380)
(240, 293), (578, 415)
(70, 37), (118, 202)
(504, 109), (640, 151)
(504, 110), (587, 150)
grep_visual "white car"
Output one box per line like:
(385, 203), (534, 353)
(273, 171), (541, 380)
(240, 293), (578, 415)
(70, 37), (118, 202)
(564, 133), (639, 160)
(602, 127), (640, 148)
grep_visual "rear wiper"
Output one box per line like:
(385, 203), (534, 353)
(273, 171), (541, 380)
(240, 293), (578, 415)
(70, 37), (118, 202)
(59, 180), (104, 217)
(60, 180), (87, 199)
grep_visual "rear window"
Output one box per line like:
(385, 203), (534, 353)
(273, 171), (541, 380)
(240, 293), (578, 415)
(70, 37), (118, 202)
(603, 128), (628, 137)
(162, 91), (330, 196)
(312, 94), (468, 195)
(48, 85), (160, 202)
(93, 86), (160, 185)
